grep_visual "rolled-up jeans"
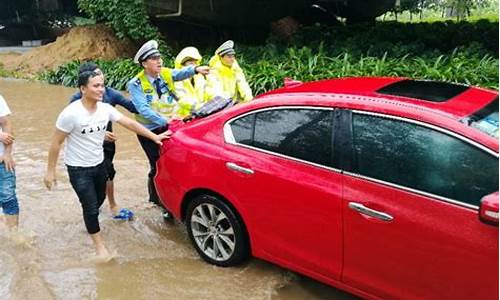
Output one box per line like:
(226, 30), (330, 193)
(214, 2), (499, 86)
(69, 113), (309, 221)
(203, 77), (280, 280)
(67, 162), (107, 234)
(0, 162), (19, 215)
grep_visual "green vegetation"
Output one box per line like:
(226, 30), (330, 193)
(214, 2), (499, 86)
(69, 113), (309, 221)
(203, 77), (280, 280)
(381, 0), (498, 22)
(288, 20), (498, 56)
(76, 0), (163, 43)
(243, 48), (498, 95)
(76, 0), (172, 56)
(0, 64), (22, 79)
(39, 18), (499, 94)
(39, 59), (139, 89)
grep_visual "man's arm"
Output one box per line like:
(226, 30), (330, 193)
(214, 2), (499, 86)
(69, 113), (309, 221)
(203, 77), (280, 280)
(0, 128), (14, 145)
(44, 129), (68, 190)
(236, 71), (253, 102)
(116, 115), (171, 145)
(107, 87), (138, 114)
(127, 79), (168, 127)
(172, 66), (196, 82)
(0, 115), (15, 172)
(171, 66), (209, 82)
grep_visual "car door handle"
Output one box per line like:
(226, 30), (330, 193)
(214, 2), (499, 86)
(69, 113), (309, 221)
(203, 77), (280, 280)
(226, 162), (254, 175)
(348, 202), (394, 222)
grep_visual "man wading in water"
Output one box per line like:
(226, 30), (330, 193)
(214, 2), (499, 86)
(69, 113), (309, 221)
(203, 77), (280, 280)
(70, 62), (137, 220)
(44, 71), (170, 261)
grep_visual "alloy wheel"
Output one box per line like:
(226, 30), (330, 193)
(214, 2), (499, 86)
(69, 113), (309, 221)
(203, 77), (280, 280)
(190, 203), (236, 261)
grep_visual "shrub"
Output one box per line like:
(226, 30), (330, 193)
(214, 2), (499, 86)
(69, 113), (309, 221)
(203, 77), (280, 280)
(77, 0), (164, 45)
(38, 19), (499, 93)
(39, 47), (498, 94)
(290, 19), (498, 57)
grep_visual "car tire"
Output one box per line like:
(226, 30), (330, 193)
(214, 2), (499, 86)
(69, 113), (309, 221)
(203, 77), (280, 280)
(186, 194), (249, 267)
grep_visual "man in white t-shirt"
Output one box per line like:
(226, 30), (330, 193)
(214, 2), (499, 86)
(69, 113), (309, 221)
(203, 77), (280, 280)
(0, 94), (18, 230)
(44, 71), (171, 261)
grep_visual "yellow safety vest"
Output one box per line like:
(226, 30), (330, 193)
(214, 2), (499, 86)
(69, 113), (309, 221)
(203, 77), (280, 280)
(134, 68), (176, 125)
(208, 55), (253, 103)
(173, 47), (212, 118)
(174, 75), (211, 118)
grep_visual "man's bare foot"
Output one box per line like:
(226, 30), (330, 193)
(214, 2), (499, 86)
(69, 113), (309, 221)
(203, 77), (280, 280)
(110, 205), (120, 216)
(92, 248), (117, 264)
(4, 215), (19, 230)
(96, 245), (110, 256)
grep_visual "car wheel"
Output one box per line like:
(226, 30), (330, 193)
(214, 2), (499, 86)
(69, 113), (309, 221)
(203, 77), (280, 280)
(186, 194), (249, 267)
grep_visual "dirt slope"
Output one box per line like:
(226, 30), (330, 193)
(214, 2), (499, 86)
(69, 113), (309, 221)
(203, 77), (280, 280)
(0, 24), (135, 76)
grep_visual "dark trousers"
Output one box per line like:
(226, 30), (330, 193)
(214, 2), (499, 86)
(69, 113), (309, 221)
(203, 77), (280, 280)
(103, 141), (116, 181)
(67, 162), (107, 234)
(137, 126), (167, 206)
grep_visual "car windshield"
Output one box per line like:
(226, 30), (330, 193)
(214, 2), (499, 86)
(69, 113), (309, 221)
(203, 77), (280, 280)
(463, 97), (499, 138)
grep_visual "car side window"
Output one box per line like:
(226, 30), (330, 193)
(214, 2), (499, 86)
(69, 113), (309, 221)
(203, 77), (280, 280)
(231, 114), (255, 145)
(352, 113), (499, 207)
(231, 108), (334, 167)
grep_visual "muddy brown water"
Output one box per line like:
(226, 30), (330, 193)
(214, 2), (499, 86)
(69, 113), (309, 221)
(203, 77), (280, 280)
(0, 78), (357, 300)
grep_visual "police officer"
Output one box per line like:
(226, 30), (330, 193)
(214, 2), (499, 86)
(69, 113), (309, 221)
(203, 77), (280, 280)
(127, 40), (209, 207)
(207, 40), (253, 103)
(174, 46), (212, 118)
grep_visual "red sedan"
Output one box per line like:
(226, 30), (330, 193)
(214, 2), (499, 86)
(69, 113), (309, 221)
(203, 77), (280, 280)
(155, 77), (499, 300)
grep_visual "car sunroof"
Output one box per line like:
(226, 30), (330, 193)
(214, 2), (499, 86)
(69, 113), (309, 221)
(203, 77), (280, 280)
(376, 79), (469, 102)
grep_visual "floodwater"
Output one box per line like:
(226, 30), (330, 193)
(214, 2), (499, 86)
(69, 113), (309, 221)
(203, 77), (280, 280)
(0, 78), (357, 300)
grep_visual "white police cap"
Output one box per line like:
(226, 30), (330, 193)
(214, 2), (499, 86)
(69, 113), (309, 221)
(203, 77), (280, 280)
(134, 40), (160, 64)
(215, 40), (235, 56)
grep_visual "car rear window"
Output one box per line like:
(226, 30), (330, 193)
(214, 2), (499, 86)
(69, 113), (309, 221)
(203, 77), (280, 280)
(376, 79), (469, 102)
(462, 97), (499, 138)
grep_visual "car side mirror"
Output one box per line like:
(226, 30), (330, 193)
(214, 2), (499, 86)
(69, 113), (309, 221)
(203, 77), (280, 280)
(479, 192), (499, 226)
(283, 77), (303, 88)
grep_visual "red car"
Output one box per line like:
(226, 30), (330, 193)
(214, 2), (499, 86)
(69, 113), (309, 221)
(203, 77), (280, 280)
(155, 77), (499, 300)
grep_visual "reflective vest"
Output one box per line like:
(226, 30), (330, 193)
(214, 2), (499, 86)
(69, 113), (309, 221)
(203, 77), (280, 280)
(173, 47), (212, 118)
(208, 55), (253, 102)
(174, 75), (210, 118)
(134, 68), (176, 125)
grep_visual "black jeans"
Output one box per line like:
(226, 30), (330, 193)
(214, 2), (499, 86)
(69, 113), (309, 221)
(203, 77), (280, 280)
(67, 162), (107, 234)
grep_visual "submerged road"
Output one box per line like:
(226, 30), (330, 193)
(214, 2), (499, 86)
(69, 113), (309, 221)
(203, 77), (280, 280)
(0, 78), (356, 300)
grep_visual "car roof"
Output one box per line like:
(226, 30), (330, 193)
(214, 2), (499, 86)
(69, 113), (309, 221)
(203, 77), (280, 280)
(261, 77), (498, 120)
